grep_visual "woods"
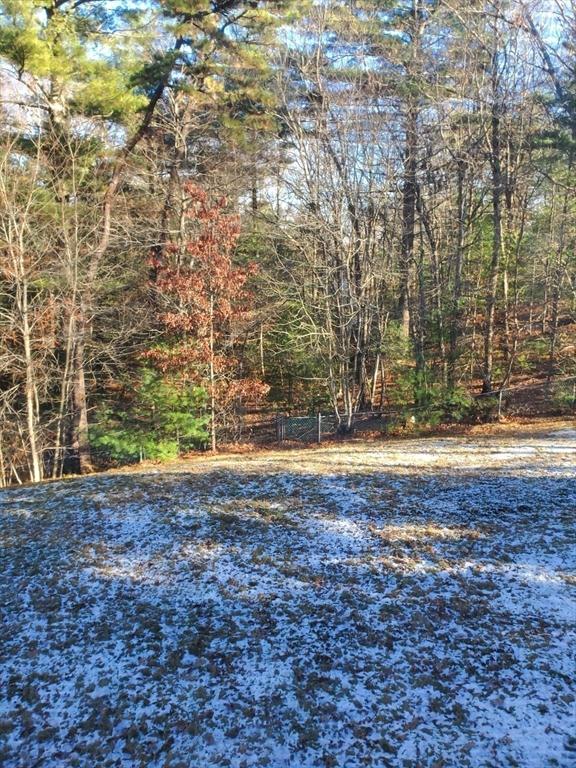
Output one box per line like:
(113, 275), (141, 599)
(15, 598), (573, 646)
(1, 0), (575, 484)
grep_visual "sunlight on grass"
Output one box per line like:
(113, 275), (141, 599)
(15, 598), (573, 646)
(370, 523), (485, 543)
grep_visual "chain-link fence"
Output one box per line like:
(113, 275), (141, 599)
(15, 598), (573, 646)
(271, 376), (576, 445)
(56, 375), (576, 472)
(5, 376), (572, 485)
(475, 376), (576, 418)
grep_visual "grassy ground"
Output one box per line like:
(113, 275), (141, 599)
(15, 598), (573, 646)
(1, 420), (574, 767)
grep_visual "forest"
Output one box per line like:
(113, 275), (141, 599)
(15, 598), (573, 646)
(0, 0), (574, 485)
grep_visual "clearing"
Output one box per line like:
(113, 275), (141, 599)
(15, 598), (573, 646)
(1, 420), (575, 768)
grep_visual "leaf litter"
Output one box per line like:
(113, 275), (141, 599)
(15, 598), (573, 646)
(0, 423), (574, 767)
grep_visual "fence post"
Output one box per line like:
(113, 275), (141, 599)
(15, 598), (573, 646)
(497, 389), (503, 419)
(316, 412), (322, 444)
(276, 414), (285, 443)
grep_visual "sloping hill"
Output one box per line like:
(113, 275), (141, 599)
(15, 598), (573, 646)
(1, 422), (575, 768)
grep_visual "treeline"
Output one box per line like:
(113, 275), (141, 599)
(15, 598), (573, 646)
(0, 0), (574, 484)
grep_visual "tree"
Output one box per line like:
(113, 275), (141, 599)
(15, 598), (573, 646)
(91, 369), (208, 462)
(0, 0), (294, 478)
(145, 183), (269, 450)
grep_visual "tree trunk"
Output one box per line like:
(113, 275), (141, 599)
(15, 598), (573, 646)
(483, 44), (505, 394)
(21, 281), (43, 483)
(400, 100), (418, 339)
(71, 333), (92, 473)
(209, 294), (217, 452)
(399, 0), (423, 339)
(448, 160), (466, 390)
(52, 311), (76, 478)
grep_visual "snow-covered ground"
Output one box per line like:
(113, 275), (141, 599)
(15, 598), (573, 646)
(1, 422), (575, 767)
